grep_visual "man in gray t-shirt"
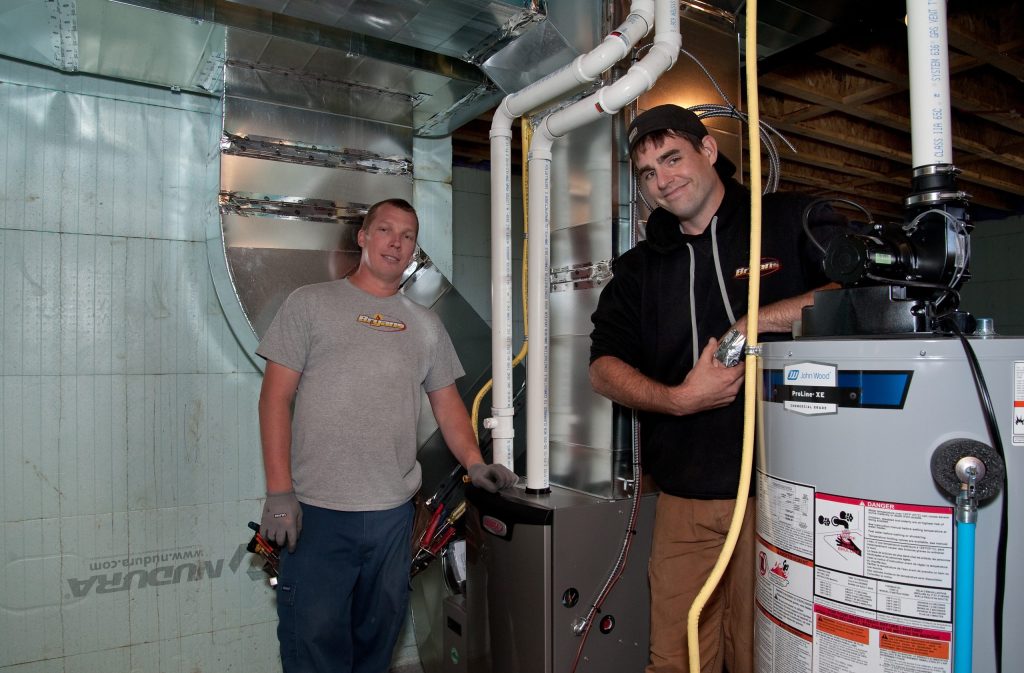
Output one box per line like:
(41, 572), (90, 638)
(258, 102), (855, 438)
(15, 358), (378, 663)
(256, 198), (516, 673)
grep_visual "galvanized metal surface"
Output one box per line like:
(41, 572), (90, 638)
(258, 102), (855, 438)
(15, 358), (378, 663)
(218, 93), (414, 346)
(465, 487), (656, 672)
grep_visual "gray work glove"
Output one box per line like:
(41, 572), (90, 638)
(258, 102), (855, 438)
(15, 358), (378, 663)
(261, 491), (303, 552)
(468, 463), (518, 493)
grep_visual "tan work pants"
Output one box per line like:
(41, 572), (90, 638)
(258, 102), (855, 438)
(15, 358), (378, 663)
(646, 494), (756, 673)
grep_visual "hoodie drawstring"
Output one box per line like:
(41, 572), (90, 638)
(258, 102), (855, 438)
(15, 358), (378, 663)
(686, 216), (737, 364)
(710, 216), (737, 326)
(686, 243), (700, 364)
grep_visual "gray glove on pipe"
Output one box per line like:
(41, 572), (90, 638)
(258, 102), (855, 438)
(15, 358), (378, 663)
(261, 491), (303, 552)
(468, 463), (518, 493)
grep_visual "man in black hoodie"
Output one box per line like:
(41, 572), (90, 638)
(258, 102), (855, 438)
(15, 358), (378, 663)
(589, 105), (839, 673)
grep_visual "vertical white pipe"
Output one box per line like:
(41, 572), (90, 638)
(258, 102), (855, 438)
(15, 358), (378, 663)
(907, 0), (953, 167)
(522, 0), (680, 491)
(489, 104), (516, 469)
(487, 1), (656, 474)
(526, 138), (553, 491)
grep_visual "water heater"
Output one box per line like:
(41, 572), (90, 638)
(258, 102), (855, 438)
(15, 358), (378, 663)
(756, 337), (1021, 672)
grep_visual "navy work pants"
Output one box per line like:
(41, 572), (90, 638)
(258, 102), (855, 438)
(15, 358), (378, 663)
(276, 501), (415, 673)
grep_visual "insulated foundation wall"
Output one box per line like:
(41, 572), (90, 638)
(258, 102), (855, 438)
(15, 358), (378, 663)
(0, 57), (277, 672)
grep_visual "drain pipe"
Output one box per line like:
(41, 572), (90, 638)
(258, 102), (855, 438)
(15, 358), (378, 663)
(524, 0), (680, 491)
(487, 1), (655, 471)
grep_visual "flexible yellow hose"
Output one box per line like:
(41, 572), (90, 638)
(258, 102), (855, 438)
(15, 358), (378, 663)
(470, 118), (532, 443)
(686, 1), (763, 670)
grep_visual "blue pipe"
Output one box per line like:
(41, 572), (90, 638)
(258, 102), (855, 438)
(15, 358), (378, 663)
(954, 518), (975, 673)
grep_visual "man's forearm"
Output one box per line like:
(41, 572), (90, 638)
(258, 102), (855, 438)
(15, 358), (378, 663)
(259, 397), (295, 493)
(742, 284), (837, 335)
(258, 361), (302, 494)
(427, 384), (486, 469)
(590, 356), (682, 416)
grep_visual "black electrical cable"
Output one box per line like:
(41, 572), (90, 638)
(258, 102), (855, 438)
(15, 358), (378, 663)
(941, 318), (1008, 673)
(801, 198), (874, 255)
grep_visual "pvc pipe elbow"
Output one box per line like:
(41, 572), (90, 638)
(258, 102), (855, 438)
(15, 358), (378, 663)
(598, 72), (649, 113)
(577, 13), (652, 77)
(652, 33), (682, 67)
(490, 98), (516, 136)
(594, 38), (676, 113)
(530, 121), (557, 155)
(627, 0), (656, 29)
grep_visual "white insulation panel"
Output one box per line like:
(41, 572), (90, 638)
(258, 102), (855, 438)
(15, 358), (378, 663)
(1, 58), (276, 672)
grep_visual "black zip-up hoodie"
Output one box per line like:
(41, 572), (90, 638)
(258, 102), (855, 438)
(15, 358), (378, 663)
(590, 178), (841, 499)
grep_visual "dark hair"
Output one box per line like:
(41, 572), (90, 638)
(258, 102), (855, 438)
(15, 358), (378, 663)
(629, 129), (704, 165)
(361, 198), (419, 232)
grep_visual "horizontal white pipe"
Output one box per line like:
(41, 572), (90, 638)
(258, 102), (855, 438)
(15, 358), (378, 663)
(907, 0), (952, 167)
(503, 4), (654, 119)
(540, 31), (680, 142)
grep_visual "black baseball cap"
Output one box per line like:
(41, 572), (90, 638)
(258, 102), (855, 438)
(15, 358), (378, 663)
(627, 104), (737, 178)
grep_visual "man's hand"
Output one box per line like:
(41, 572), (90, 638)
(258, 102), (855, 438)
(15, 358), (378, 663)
(468, 463), (518, 493)
(667, 337), (745, 415)
(261, 491), (303, 552)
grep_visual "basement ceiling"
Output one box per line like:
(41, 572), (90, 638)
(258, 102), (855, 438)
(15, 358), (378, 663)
(450, 0), (1024, 221)
(750, 0), (1024, 221)
(1, 0), (1020, 220)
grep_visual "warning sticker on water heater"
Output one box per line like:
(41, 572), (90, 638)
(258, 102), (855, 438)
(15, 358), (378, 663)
(811, 494), (954, 673)
(782, 362), (837, 416)
(755, 474), (955, 673)
(1013, 361), (1024, 445)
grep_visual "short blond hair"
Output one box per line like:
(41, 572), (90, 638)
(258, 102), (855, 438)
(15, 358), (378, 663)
(361, 199), (419, 233)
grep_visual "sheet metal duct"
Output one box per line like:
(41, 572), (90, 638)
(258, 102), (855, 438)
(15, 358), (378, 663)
(0, 0), (854, 111)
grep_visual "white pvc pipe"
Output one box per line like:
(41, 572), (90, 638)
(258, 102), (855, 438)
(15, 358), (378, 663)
(504, 4), (654, 119)
(522, 0), (679, 491)
(525, 139), (553, 490)
(907, 0), (953, 167)
(487, 1), (656, 473)
(489, 111), (516, 469)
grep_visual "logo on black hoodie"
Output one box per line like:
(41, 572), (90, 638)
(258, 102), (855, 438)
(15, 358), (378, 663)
(734, 258), (781, 279)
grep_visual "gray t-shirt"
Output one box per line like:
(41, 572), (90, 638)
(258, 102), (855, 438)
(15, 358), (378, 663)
(256, 278), (464, 511)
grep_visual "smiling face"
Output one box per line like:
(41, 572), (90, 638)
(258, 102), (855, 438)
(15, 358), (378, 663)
(634, 131), (726, 235)
(350, 202), (418, 296)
